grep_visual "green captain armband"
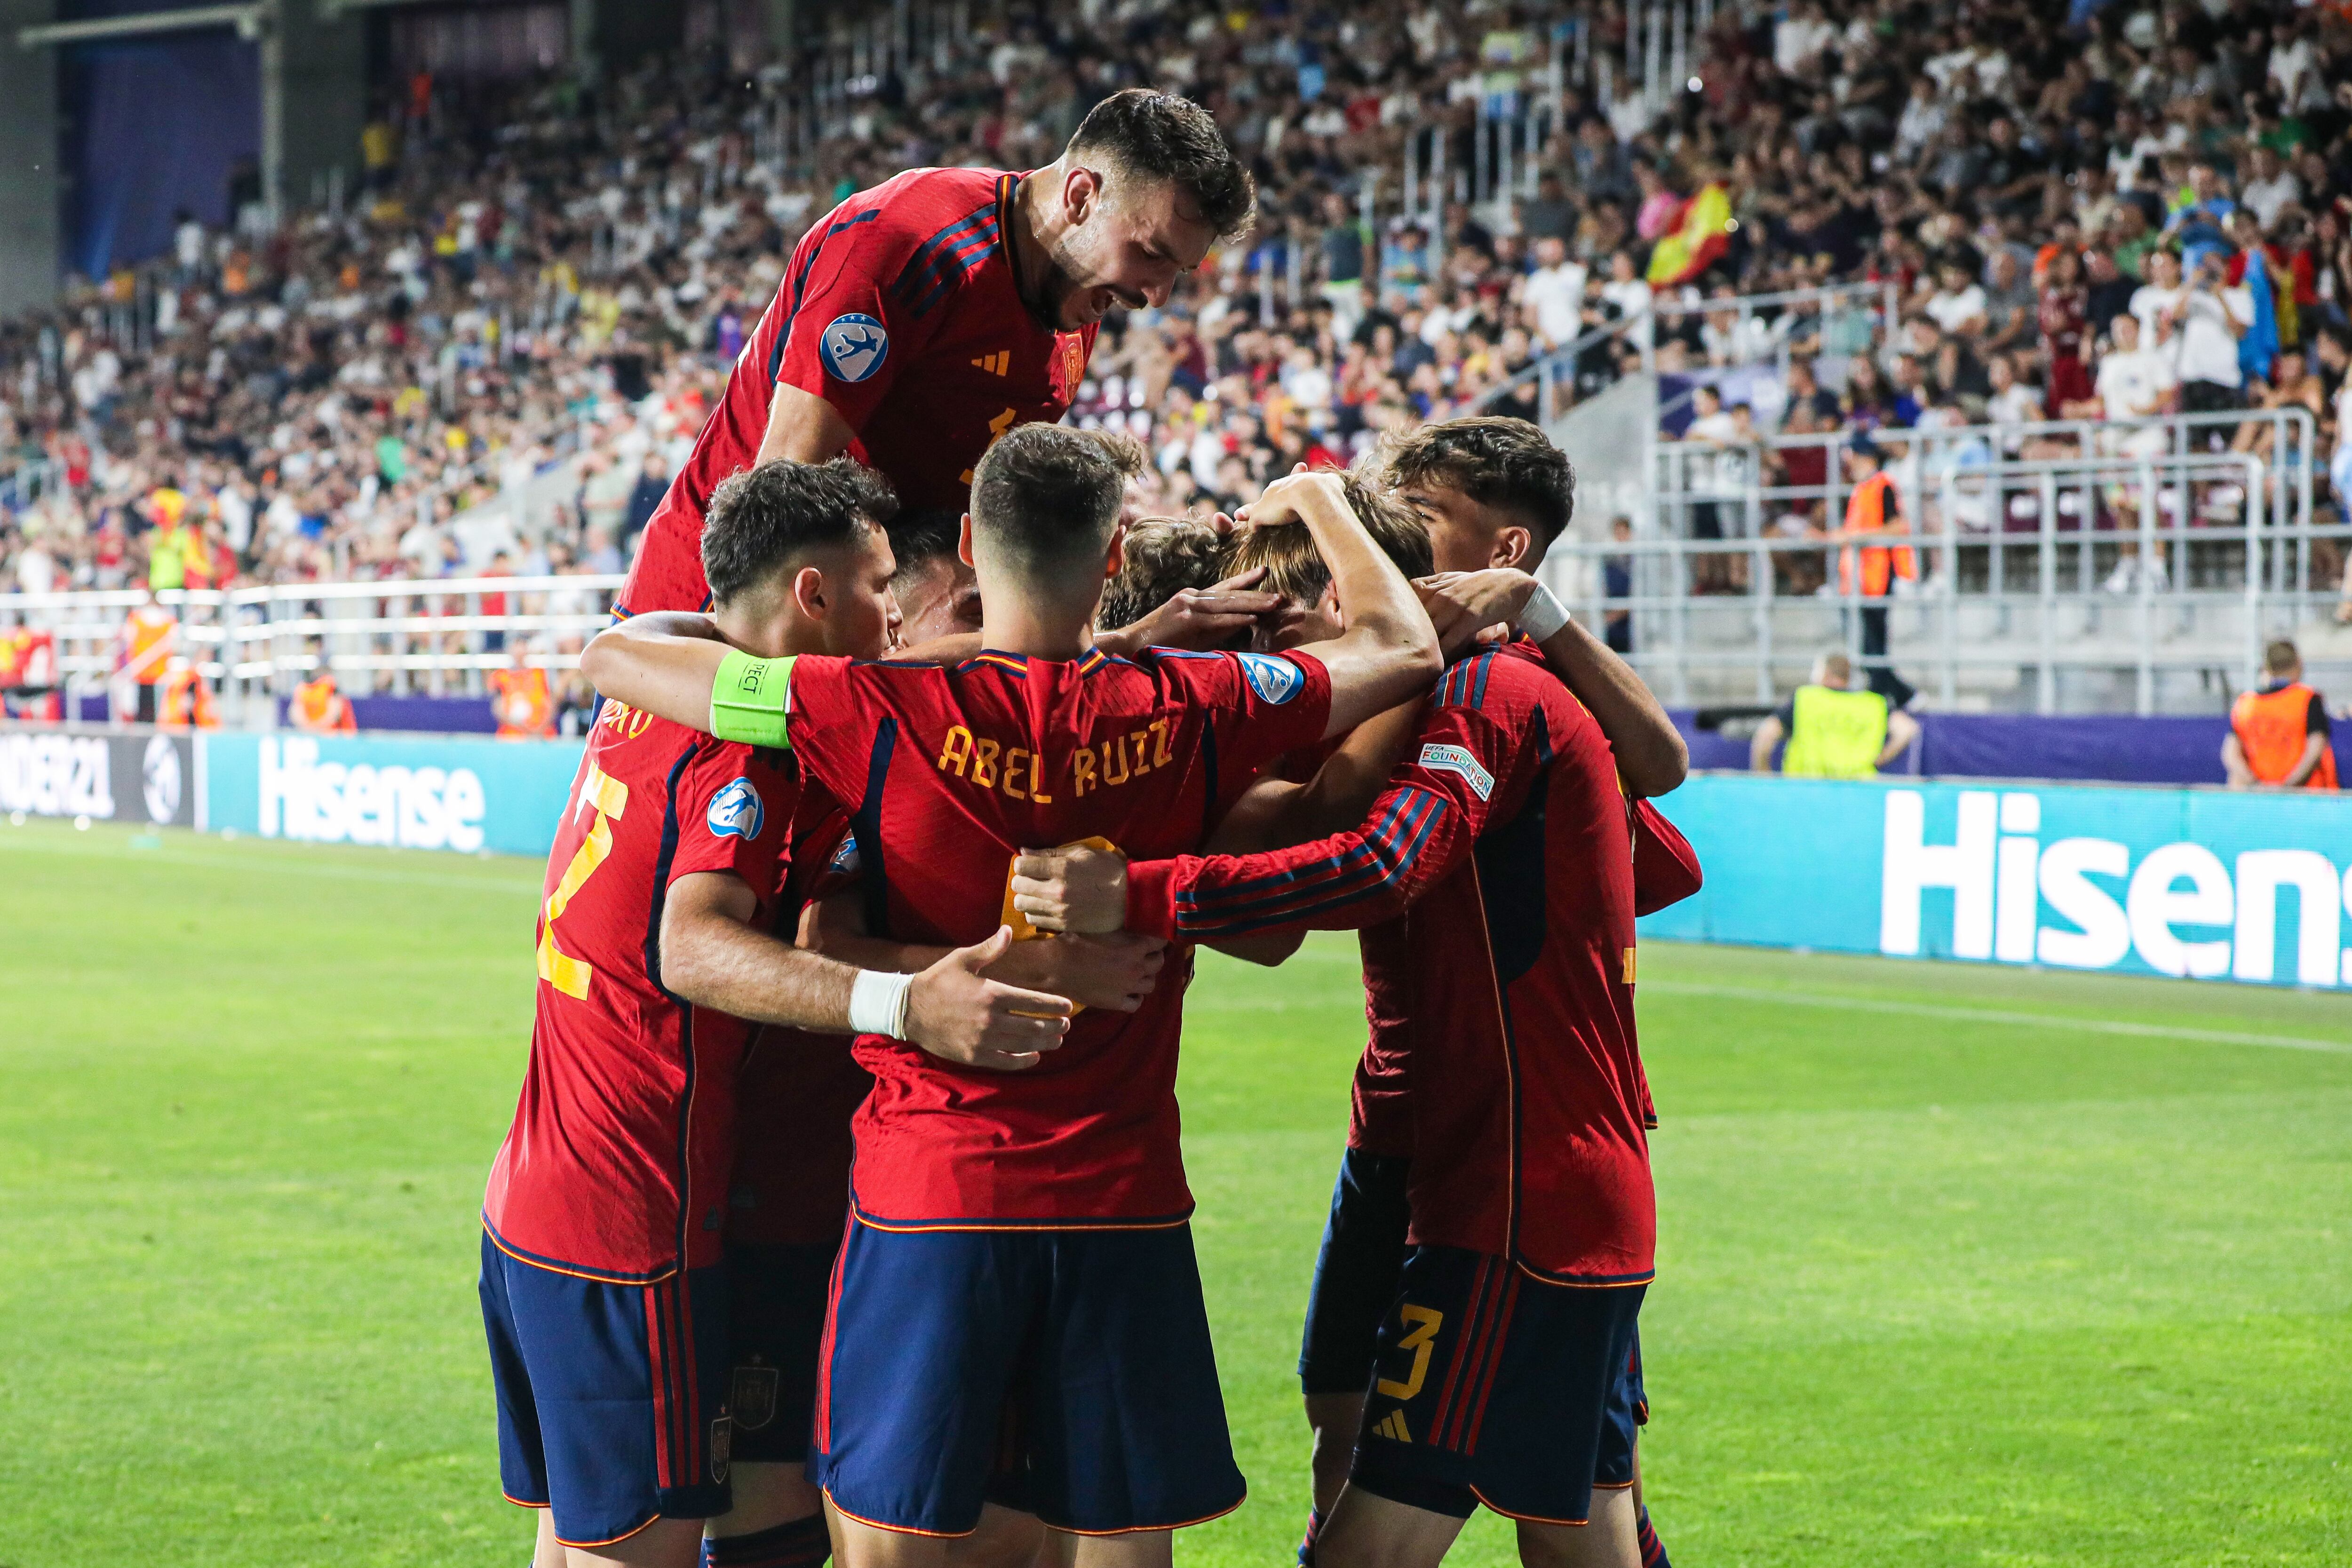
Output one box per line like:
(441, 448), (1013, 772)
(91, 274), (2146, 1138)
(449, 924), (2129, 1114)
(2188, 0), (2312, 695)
(711, 650), (795, 748)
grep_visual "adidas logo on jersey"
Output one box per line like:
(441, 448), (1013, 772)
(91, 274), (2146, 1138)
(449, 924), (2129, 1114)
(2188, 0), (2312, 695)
(1371, 1410), (1412, 1442)
(970, 350), (1010, 375)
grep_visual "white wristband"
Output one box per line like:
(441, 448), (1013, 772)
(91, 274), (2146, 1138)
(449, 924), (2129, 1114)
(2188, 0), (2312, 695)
(1519, 581), (1571, 643)
(847, 969), (914, 1039)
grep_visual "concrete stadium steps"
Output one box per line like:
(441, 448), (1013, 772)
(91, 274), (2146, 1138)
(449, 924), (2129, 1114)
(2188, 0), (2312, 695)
(1632, 598), (2348, 712)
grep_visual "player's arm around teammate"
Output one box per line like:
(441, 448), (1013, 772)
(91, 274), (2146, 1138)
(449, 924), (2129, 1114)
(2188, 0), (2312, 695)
(1382, 417), (1686, 798)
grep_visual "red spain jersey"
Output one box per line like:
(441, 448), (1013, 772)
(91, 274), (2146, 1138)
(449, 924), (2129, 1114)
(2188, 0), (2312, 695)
(483, 702), (798, 1281)
(1342, 793), (1699, 1155)
(780, 644), (1332, 1227)
(727, 785), (876, 1248)
(619, 167), (1099, 615)
(1123, 645), (1654, 1283)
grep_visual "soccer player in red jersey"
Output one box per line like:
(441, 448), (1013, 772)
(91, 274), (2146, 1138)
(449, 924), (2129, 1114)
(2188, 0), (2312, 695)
(481, 462), (1078, 1568)
(1269, 420), (1692, 1568)
(1015, 532), (1674, 1568)
(580, 425), (1442, 1565)
(617, 88), (1254, 619)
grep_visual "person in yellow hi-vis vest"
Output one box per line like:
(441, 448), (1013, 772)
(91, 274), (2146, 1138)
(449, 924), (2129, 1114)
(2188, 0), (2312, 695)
(146, 488), (191, 591)
(1750, 652), (1921, 777)
(2224, 639), (2337, 789)
(1837, 435), (1918, 709)
(488, 644), (555, 739)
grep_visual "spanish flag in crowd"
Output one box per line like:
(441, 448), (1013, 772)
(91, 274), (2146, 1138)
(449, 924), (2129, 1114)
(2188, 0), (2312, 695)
(1645, 183), (1733, 287)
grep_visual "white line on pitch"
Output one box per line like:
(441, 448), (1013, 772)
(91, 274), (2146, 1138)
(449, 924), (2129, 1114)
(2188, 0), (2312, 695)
(1642, 982), (2352, 1057)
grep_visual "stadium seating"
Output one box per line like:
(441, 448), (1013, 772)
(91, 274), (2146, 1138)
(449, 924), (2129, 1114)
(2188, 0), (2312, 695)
(3, 0), (2351, 717)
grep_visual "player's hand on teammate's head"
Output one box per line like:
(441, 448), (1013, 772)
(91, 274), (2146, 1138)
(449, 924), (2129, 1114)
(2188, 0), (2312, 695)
(1009, 845), (1130, 935)
(982, 929), (1168, 1012)
(905, 927), (1074, 1072)
(1237, 468), (1347, 530)
(1415, 570), (1537, 657)
(1099, 566), (1283, 655)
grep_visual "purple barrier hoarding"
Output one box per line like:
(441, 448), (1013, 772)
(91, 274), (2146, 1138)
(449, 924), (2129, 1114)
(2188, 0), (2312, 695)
(1673, 708), (2351, 786)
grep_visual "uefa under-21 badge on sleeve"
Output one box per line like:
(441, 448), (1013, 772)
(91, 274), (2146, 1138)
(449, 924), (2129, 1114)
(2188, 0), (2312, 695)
(820, 313), (889, 383)
(707, 777), (767, 840)
(1235, 651), (1304, 705)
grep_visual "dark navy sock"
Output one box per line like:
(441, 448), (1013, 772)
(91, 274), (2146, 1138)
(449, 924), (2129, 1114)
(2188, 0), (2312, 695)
(1637, 1504), (1669, 1568)
(702, 1514), (831, 1568)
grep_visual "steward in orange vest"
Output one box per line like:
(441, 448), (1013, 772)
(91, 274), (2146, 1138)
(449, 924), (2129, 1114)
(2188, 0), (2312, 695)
(291, 669), (358, 733)
(489, 653), (554, 739)
(2226, 641), (2336, 789)
(158, 655), (219, 730)
(1838, 440), (1918, 598)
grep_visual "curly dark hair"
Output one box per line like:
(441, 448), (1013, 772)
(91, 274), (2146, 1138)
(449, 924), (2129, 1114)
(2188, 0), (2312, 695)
(1098, 517), (1228, 630)
(1067, 88), (1256, 242)
(1379, 416), (1577, 553)
(700, 458), (899, 606)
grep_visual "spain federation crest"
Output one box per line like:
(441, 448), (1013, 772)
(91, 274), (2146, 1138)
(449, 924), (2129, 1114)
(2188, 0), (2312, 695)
(731, 1362), (780, 1432)
(819, 313), (889, 383)
(706, 777), (765, 840)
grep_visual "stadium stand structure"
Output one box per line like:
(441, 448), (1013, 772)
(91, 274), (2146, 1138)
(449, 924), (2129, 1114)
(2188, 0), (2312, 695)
(4, 0), (2352, 721)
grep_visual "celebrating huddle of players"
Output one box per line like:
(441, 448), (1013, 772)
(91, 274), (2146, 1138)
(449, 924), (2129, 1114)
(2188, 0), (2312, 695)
(477, 88), (1699, 1568)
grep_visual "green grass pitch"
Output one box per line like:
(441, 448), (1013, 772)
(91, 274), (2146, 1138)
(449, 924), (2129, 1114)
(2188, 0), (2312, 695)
(2, 814), (2349, 1567)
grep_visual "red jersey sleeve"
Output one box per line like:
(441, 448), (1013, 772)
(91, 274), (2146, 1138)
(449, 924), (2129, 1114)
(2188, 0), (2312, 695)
(774, 218), (954, 435)
(666, 740), (795, 898)
(1124, 673), (1532, 942)
(1153, 648), (1333, 779)
(1631, 797), (1702, 915)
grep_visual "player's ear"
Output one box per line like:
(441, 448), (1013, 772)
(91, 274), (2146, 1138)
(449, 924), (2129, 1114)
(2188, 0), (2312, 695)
(1319, 580), (1345, 632)
(958, 513), (976, 568)
(1102, 519), (1128, 582)
(1065, 165), (1103, 225)
(1491, 526), (1532, 569)
(790, 564), (827, 620)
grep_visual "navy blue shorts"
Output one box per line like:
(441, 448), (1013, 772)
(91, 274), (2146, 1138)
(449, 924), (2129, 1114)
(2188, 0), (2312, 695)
(809, 1216), (1246, 1537)
(723, 1240), (838, 1465)
(1351, 1245), (1645, 1525)
(1299, 1147), (1414, 1396)
(479, 1230), (733, 1548)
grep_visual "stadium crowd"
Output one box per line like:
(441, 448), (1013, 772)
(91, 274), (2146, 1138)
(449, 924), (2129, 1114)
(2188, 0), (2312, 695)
(5, 0), (2352, 637)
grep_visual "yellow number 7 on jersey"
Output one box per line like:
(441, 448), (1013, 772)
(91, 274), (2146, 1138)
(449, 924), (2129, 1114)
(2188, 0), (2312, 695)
(539, 761), (629, 1000)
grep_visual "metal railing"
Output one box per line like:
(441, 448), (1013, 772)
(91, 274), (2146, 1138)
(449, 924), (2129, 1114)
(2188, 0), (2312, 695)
(0, 573), (624, 724)
(1475, 281), (1899, 427)
(1544, 407), (2339, 715)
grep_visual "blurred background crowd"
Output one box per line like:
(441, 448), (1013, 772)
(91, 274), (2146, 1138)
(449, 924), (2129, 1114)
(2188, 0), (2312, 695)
(4, 0), (2352, 654)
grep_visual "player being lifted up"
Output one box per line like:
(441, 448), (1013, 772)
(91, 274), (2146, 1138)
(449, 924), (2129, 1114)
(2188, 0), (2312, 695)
(480, 460), (1086, 1568)
(581, 424), (1441, 1567)
(619, 88), (1254, 618)
(1013, 478), (1674, 1568)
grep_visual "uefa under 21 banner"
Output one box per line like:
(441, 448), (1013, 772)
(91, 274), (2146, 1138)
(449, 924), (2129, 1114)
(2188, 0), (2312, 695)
(1645, 776), (2352, 989)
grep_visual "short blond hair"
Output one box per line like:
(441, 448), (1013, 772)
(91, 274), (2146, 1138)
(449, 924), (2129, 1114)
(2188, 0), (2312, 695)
(1226, 471), (1430, 606)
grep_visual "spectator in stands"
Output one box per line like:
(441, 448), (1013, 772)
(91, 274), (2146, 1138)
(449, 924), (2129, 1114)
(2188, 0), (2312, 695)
(1748, 650), (1922, 778)
(1602, 516), (1635, 655)
(621, 453), (669, 562)
(2225, 639), (2337, 790)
